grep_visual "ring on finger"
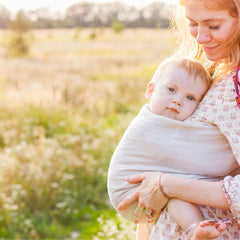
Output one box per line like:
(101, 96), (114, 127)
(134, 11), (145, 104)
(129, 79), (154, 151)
(136, 206), (145, 213)
(145, 210), (153, 217)
(146, 216), (154, 222)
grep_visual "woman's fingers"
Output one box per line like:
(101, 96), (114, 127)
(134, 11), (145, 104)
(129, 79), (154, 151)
(133, 205), (146, 223)
(133, 206), (157, 224)
(117, 192), (138, 210)
(145, 208), (154, 223)
(126, 173), (146, 183)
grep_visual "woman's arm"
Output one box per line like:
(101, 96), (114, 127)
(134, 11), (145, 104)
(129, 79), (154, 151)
(162, 174), (230, 210)
(117, 173), (230, 212)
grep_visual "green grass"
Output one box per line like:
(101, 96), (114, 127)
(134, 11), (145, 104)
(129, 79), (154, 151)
(0, 27), (176, 239)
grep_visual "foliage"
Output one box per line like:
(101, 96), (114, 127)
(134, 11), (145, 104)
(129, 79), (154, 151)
(0, 28), (176, 239)
(0, 2), (172, 29)
(0, 6), (10, 28)
(8, 11), (30, 32)
(73, 27), (81, 39)
(0, 106), (107, 238)
(6, 33), (29, 56)
(89, 30), (97, 40)
(111, 21), (125, 33)
(6, 11), (31, 57)
(94, 213), (136, 240)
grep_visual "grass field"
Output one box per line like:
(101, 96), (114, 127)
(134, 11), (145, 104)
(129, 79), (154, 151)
(0, 28), (177, 239)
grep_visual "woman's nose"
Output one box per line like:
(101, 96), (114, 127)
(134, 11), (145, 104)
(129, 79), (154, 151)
(196, 26), (211, 44)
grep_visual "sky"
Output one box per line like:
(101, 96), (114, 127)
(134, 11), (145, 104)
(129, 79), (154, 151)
(0, 0), (177, 13)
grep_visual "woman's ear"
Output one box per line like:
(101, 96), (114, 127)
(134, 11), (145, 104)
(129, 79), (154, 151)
(145, 82), (155, 100)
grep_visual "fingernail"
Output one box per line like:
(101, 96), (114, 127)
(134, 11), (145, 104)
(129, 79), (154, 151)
(117, 205), (122, 210)
(125, 177), (133, 182)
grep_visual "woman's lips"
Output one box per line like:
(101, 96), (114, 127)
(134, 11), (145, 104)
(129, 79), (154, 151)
(202, 45), (219, 52)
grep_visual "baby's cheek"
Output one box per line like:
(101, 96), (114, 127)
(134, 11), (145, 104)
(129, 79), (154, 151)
(190, 102), (199, 112)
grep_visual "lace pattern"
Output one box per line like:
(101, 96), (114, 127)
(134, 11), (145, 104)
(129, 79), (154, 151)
(223, 175), (240, 219)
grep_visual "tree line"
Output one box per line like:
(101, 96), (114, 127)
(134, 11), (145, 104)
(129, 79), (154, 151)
(0, 2), (174, 29)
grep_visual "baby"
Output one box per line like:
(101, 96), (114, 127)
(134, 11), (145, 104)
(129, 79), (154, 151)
(108, 57), (213, 231)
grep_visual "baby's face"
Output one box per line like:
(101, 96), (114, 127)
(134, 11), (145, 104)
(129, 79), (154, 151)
(149, 66), (208, 121)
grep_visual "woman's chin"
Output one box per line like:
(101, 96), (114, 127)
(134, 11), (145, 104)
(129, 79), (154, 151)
(204, 52), (227, 62)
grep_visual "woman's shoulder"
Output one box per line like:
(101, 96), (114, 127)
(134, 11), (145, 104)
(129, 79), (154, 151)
(187, 71), (240, 123)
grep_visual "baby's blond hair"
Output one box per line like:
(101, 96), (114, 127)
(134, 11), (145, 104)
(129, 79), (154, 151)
(151, 57), (211, 88)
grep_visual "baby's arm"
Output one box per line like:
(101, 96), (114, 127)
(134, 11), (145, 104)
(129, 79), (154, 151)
(167, 198), (204, 230)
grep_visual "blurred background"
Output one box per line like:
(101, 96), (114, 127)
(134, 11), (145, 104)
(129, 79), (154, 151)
(0, 0), (177, 239)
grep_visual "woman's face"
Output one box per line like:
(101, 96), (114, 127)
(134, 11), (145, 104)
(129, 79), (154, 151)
(184, 0), (238, 61)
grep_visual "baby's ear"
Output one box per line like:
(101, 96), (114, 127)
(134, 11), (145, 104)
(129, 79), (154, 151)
(145, 82), (155, 100)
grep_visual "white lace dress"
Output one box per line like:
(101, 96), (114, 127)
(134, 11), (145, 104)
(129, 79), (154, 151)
(150, 73), (240, 240)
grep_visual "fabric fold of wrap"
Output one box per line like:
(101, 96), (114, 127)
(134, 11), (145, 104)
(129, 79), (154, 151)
(107, 104), (237, 221)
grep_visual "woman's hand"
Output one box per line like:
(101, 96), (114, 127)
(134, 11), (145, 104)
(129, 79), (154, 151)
(117, 172), (169, 222)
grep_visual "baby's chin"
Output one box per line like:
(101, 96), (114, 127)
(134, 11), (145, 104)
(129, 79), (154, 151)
(161, 110), (181, 121)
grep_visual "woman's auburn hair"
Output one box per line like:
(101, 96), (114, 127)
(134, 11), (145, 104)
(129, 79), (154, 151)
(172, 0), (240, 80)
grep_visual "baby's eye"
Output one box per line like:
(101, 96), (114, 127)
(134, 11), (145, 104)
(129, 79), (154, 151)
(168, 87), (175, 92)
(187, 95), (195, 101)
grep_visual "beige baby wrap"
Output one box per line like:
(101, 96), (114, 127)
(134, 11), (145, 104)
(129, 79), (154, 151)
(107, 104), (238, 221)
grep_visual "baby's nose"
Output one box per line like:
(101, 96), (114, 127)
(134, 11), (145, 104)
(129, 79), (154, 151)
(172, 97), (182, 106)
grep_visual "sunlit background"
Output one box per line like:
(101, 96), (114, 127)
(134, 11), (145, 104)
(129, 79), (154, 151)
(0, 0), (178, 239)
(1, 0), (177, 12)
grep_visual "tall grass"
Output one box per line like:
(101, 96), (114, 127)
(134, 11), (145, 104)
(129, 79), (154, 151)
(0, 28), (177, 239)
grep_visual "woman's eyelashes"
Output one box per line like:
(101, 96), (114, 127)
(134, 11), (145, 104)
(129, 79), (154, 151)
(188, 21), (220, 30)
(209, 25), (220, 30)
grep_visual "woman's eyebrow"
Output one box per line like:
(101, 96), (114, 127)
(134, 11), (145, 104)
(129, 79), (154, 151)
(186, 16), (225, 23)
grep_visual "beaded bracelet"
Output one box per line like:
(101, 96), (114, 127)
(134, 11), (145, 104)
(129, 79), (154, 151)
(159, 174), (170, 198)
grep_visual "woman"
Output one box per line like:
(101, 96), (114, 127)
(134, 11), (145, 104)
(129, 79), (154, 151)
(117, 0), (240, 239)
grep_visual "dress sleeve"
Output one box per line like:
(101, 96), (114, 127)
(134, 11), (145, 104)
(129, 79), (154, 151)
(216, 89), (240, 165)
(222, 176), (240, 218)
(217, 77), (240, 217)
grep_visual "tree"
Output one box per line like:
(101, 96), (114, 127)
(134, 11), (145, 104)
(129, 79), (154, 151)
(0, 1), (171, 29)
(9, 10), (31, 32)
(0, 5), (10, 28)
(7, 11), (31, 56)
(111, 20), (125, 32)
